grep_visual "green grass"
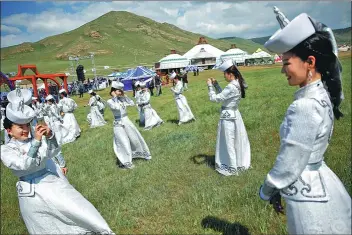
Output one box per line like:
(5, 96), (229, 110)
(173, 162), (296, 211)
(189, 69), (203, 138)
(1, 57), (351, 234)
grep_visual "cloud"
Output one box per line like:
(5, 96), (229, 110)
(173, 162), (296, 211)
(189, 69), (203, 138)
(1, 25), (21, 34)
(1, 1), (350, 48)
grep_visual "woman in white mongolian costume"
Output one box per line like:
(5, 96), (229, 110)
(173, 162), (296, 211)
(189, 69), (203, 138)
(107, 81), (151, 169)
(207, 60), (251, 176)
(58, 89), (81, 138)
(259, 8), (351, 234)
(1, 89), (114, 235)
(45, 95), (76, 145)
(135, 81), (163, 130)
(170, 74), (195, 125)
(86, 90), (106, 128)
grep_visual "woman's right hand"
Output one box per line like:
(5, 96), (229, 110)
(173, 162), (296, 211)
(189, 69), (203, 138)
(34, 125), (47, 141)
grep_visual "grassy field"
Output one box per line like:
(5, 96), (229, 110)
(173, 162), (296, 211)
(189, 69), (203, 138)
(1, 57), (351, 234)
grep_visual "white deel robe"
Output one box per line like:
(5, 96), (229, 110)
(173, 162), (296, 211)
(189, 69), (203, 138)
(260, 80), (351, 234)
(107, 96), (151, 168)
(0, 136), (114, 234)
(58, 97), (81, 138)
(87, 96), (106, 128)
(136, 90), (163, 130)
(208, 79), (251, 176)
(46, 103), (76, 145)
(171, 80), (195, 125)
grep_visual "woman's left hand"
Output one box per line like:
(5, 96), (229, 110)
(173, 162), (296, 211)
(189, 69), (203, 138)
(270, 193), (285, 215)
(207, 78), (213, 86)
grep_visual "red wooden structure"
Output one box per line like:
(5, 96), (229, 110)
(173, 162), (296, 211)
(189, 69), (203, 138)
(9, 65), (68, 98)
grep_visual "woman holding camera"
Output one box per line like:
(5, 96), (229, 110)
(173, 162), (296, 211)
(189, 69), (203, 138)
(207, 60), (251, 176)
(107, 81), (152, 169)
(1, 90), (114, 234)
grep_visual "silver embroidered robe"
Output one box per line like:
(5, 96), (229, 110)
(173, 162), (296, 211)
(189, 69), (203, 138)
(1, 136), (114, 234)
(58, 97), (81, 138)
(136, 90), (163, 130)
(107, 96), (151, 168)
(260, 80), (351, 234)
(171, 80), (195, 124)
(208, 79), (251, 176)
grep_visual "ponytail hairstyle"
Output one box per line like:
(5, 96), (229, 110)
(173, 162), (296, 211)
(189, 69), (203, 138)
(288, 31), (343, 119)
(225, 65), (246, 98)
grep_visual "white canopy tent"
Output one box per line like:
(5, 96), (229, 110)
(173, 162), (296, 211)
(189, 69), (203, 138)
(250, 48), (272, 59)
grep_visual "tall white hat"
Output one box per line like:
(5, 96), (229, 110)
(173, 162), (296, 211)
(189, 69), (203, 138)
(45, 94), (54, 101)
(217, 59), (236, 72)
(264, 13), (316, 54)
(5, 102), (35, 124)
(111, 81), (124, 90)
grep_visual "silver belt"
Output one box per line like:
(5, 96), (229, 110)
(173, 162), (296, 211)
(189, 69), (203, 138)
(19, 168), (50, 181)
(114, 114), (127, 120)
(305, 161), (323, 171)
(139, 103), (150, 107)
(221, 106), (238, 111)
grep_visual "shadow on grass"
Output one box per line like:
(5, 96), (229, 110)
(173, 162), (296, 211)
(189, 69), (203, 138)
(166, 119), (179, 124)
(191, 154), (215, 168)
(201, 216), (250, 235)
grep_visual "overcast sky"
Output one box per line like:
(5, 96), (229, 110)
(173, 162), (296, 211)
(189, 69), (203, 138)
(1, 1), (351, 48)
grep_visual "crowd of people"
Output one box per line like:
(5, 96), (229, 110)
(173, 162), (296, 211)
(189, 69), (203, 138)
(0, 10), (351, 235)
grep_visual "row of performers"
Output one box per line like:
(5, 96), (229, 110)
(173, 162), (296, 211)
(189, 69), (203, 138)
(0, 10), (351, 234)
(84, 78), (196, 130)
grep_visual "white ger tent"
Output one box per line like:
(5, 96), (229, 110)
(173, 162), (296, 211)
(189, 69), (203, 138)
(183, 44), (224, 60)
(158, 53), (190, 69)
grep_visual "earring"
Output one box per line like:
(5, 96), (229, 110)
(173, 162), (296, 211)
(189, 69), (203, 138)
(308, 71), (313, 82)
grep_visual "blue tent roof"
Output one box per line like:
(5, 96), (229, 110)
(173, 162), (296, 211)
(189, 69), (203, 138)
(122, 66), (155, 80)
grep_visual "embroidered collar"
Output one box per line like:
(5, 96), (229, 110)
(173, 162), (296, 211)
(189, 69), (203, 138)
(294, 80), (323, 100)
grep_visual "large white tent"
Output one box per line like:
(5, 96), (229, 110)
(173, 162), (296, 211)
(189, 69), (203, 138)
(183, 44), (224, 67)
(183, 44), (224, 60)
(158, 53), (190, 69)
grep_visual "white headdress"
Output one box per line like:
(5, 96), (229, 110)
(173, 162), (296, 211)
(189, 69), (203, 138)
(5, 88), (35, 124)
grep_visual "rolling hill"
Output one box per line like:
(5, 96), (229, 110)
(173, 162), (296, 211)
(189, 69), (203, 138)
(250, 27), (351, 45)
(0, 11), (265, 75)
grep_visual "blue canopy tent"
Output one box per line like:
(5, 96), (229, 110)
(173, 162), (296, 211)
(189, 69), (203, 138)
(121, 66), (156, 91)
